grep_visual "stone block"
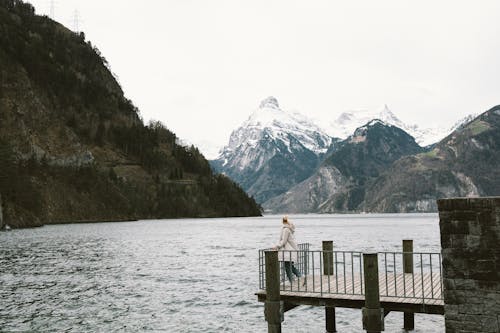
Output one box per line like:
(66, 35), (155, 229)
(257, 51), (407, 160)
(481, 299), (500, 316)
(477, 280), (500, 291)
(438, 197), (500, 212)
(443, 257), (468, 279)
(480, 315), (499, 332)
(443, 278), (456, 290)
(444, 290), (458, 304)
(444, 304), (459, 315)
(458, 303), (483, 314)
(478, 210), (495, 226)
(474, 259), (496, 273)
(468, 220), (482, 235)
(472, 270), (498, 282)
(445, 319), (459, 332)
(464, 235), (481, 250)
(454, 278), (478, 290)
(450, 234), (466, 248)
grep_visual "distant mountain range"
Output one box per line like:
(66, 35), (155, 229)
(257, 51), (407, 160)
(211, 97), (498, 213)
(326, 105), (462, 147)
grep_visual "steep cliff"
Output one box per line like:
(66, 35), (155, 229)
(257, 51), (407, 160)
(0, 0), (261, 228)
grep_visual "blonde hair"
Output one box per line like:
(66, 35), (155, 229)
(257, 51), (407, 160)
(282, 215), (289, 223)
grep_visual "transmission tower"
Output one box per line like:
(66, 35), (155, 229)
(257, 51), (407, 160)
(49, 0), (55, 19)
(72, 9), (80, 32)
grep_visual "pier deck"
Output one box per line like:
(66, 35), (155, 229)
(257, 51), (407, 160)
(256, 272), (444, 315)
(257, 241), (444, 332)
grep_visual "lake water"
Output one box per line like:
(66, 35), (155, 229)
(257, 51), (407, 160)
(0, 214), (444, 332)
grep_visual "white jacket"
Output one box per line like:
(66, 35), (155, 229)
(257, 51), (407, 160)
(275, 223), (299, 263)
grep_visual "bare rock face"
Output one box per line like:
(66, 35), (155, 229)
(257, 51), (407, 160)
(263, 166), (346, 213)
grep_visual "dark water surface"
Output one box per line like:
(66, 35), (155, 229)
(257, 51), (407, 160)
(0, 214), (444, 332)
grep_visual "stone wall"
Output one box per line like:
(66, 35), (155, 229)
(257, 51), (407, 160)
(438, 197), (500, 333)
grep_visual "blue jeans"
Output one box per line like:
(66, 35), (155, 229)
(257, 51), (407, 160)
(284, 261), (301, 282)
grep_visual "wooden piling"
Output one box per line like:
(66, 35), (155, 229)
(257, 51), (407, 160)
(322, 240), (334, 275)
(265, 250), (283, 333)
(362, 253), (384, 333)
(322, 241), (336, 332)
(402, 240), (414, 331)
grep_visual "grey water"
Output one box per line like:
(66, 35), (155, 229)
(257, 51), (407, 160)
(0, 214), (444, 332)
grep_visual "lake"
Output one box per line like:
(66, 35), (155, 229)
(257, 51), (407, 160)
(0, 214), (444, 332)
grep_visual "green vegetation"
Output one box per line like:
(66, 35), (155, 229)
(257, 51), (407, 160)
(0, 0), (261, 227)
(466, 120), (491, 136)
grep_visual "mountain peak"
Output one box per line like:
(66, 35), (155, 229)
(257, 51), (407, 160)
(259, 96), (280, 110)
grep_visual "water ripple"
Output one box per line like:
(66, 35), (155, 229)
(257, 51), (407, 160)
(0, 214), (444, 332)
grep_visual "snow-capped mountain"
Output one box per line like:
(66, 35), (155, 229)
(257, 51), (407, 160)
(217, 96), (331, 170)
(211, 96), (331, 203)
(327, 105), (454, 147)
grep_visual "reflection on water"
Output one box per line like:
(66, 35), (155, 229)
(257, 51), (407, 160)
(0, 214), (444, 332)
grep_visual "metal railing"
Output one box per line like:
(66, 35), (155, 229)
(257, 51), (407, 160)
(258, 243), (310, 290)
(378, 251), (443, 302)
(258, 245), (443, 303)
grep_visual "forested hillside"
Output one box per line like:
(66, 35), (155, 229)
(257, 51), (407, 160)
(0, 0), (261, 228)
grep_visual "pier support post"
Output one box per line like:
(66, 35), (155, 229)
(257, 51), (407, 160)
(323, 241), (336, 332)
(402, 240), (414, 331)
(362, 253), (384, 333)
(265, 250), (283, 333)
(326, 306), (336, 333)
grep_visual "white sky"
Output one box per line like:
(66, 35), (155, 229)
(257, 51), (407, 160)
(28, 0), (500, 157)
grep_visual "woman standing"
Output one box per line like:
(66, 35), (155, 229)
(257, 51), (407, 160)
(274, 215), (301, 283)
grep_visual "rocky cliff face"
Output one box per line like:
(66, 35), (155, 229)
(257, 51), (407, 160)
(0, 0), (261, 228)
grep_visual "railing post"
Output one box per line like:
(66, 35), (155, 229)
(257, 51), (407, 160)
(265, 250), (283, 333)
(362, 253), (384, 333)
(322, 241), (336, 332)
(402, 240), (414, 331)
(322, 241), (334, 275)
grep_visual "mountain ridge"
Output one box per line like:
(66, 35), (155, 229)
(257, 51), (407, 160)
(0, 0), (261, 228)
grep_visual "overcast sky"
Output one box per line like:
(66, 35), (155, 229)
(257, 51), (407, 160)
(28, 0), (500, 157)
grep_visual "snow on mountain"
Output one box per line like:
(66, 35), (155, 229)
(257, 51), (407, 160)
(217, 96), (331, 170)
(449, 113), (479, 132)
(327, 105), (456, 147)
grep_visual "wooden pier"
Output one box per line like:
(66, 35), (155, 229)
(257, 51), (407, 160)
(256, 240), (444, 332)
